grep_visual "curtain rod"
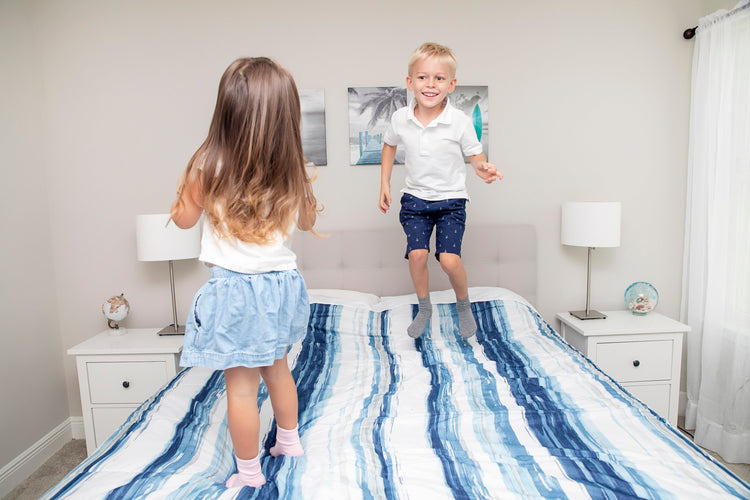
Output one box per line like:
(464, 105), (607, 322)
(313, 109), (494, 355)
(684, 1), (750, 40)
(683, 26), (698, 39)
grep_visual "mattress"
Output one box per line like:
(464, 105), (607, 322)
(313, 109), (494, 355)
(43, 288), (750, 499)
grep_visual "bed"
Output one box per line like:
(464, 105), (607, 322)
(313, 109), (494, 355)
(44, 226), (750, 499)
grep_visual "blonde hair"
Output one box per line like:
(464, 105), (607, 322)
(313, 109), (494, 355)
(182, 57), (320, 244)
(408, 42), (458, 77)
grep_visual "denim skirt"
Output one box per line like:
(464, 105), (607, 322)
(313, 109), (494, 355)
(180, 266), (309, 370)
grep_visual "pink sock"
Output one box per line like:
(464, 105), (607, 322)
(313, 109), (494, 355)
(269, 425), (304, 457)
(225, 454), (265, 488)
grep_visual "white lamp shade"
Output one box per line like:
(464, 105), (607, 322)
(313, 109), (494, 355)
(136, 214), (201, 261)
(561, 202), (621, 248)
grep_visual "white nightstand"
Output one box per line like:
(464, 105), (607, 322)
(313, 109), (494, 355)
(68, 328), (183, 455)
(555, 311), (689, 425)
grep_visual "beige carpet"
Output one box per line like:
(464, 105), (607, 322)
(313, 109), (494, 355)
(4, 440), (86, 500)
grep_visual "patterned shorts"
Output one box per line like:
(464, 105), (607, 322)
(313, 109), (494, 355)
(399, 193), (467, 260)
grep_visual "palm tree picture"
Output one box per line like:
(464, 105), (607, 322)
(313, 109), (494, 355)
(348, 87), (407, 165)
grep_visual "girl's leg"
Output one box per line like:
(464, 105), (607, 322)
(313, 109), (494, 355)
(260, 353), (304, 456)
(439, 253), (477, 338)
(260, 353), (298, 430)
(224, 366), (265, 488)
(225, 366), (262, 458)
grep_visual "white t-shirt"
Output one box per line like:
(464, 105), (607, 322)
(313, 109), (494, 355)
(196, 158), (298, 274)
(199, 216), (297, 274)
(383, 98), (483, 201)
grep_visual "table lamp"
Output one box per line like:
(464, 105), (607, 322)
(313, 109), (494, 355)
(136, 214), (201, 335)
(561, 202), (621, 320)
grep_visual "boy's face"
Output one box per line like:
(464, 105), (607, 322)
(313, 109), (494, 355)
(406, 57), (457, 113)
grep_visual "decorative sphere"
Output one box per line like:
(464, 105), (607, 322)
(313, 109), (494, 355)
(102, 294), (130, 323)
(624, 282), (658, 315)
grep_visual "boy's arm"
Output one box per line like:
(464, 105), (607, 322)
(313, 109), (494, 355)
(379, 143), (397, 213)
(170, 168), (203, 229)
(468, 153), (503, 184)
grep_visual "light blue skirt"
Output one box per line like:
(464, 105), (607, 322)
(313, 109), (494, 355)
(180, 266), (309, 370)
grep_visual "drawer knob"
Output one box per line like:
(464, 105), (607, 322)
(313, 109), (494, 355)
(632, 360), (641, 367)
(122, 381), (130, 388)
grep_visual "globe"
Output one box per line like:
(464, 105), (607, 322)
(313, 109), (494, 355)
(102, 293), (130, 329)
(624, 282), (658, 315)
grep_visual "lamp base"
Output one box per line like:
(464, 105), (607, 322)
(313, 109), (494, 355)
(569, 309), (607, 320)
(157, 324), (186, 336)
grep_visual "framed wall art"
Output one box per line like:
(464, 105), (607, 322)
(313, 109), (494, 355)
(451, 85), (489, 158)
(348, 86), (406, 165)
(300, 88), (327, 166)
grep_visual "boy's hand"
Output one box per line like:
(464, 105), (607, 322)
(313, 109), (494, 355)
(379, 185), (391, 213)
(475, 162), (503, 184)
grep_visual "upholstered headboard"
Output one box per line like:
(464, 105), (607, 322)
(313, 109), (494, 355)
(291, 224), (537, 305)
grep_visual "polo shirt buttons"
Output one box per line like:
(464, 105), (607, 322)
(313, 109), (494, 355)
(419, 129), (431, 156)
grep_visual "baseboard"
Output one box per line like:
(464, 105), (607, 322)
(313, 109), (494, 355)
(70, 416), (85, 439)
(0, 417), (81, 498)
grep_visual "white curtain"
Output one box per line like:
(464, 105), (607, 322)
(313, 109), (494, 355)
(681, 0), (750, 464)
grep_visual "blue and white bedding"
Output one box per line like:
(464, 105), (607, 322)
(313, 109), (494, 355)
(44, 288), (750, 499)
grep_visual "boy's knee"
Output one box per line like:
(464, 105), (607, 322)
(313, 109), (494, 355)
(438, 253), (462, 274)
(408, 249), (429, 264)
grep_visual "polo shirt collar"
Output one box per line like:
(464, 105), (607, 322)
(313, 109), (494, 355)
(407, 97), (454, 127)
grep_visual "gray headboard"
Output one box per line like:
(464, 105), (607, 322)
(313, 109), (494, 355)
(292, 224), (537, 305)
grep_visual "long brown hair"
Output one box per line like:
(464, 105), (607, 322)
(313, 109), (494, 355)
(183, 57), (319, 243)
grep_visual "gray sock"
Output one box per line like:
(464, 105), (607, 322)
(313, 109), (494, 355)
(457, 297), (477, 338)
(408, 295), (432, 338)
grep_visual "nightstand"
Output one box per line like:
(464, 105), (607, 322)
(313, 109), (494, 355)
(555, 311), (689, 425)
(68, 328), (183, 455)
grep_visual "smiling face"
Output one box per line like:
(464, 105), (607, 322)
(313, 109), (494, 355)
(406, 56), (457, 118)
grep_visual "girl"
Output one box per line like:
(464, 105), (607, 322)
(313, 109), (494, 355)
(170, 57), (320, 489)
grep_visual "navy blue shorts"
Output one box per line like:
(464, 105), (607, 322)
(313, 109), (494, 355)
(399, 193), (467, 260)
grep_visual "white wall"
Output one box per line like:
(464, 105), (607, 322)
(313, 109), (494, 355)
(0, 0), (70, 467)
(1, 0), (737, 469)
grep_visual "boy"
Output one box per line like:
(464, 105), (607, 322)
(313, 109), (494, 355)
(378, 42), (502, 339)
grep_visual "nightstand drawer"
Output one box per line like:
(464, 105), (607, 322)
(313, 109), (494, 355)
(92, 406), (136, 445)
(596, 340), (673, 382)
(625, 383), (670, 417)
(87, 361), (169, 404)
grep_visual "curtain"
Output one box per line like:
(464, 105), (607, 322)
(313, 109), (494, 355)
(681, 0), (750, 464)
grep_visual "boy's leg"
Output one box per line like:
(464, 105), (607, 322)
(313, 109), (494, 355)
(408, 250), (432, 338)
(260, 353), (303, 457)
(224, 366), (266, 487)
(408, 249), (430, 298)
(438, 253), (468, 300)
(435, 199), (476, 338)
(400, 194), (435, 338)
(438, 253), (477, 338)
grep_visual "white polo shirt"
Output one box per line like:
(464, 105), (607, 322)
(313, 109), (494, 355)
(383, 98), (483, 201)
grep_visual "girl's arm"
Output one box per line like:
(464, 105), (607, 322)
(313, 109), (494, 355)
(170, 169), (203, 229)
(297, 196), (317, 232)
